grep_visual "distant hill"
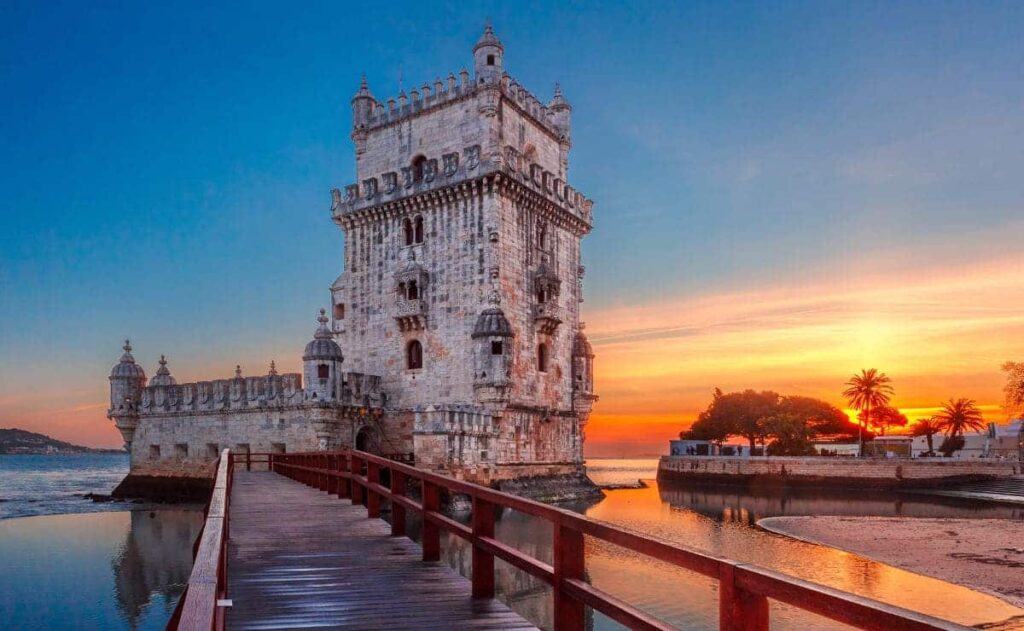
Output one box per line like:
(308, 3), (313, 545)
(0, 428), (123, 455)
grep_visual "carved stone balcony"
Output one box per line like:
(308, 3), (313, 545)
(532, 302), (561, 335)
(395, 299), (427, 332)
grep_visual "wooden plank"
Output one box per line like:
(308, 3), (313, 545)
(226, 471), (536, 631)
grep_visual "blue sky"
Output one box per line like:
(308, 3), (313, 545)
(2, 2), (1022, 449)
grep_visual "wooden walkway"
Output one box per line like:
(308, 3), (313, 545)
(226, 471), (537, 631)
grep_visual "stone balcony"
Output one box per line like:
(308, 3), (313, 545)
(395, 298), (427, 332)
(533, 303), (562, 335)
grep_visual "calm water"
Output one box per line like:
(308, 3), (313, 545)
(436, 459), (1024, 631)
(0, 453), (133, 519)
(0, 454), (203, 630)
(2, 456), (1022, 630)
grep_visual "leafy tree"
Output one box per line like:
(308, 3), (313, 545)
(764, 415), (817, 456)
(910, 417), (941, 455)
(862, 405), (908, 436)
(842, 369), (894, 456)
(698, 389), (779, 451)
(934, 398), (986, 439)
(779, 396), (858, 438)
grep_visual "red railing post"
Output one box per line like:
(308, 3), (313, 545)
(422, 480), (440, 562)
(320, 454), (328, 491)
(719, 563), (769, 631)
(553, 518), (585, 631)
(390, 469), (406, 537)
(350, 453), (364, 505)
(366, 460), (380, 518)
(471, 496), (495, 599)
(338, 453), (350, 499)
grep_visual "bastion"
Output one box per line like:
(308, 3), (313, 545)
(107, 25), (601, 502)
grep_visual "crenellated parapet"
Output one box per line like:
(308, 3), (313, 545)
(330, 145), (593, 232)
(138, 370), (305, 414)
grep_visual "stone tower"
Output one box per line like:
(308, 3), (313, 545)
(329, 24), (597, 478)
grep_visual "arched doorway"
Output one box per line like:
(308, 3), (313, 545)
(355, 425), (381, 454)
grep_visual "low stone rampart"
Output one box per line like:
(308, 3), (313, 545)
(657, 455), (1019, 490)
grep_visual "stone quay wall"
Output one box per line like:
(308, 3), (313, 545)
(657, 455), (1019, 490)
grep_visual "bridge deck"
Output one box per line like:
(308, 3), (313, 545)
(226, 471), (536, 631)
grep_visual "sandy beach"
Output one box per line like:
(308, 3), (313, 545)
(759, 516), (1024, 611)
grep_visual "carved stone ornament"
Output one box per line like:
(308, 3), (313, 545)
(383, 171), (398, 194)
(442, 152), (459, 177)
(504, 146), (519, 172)
(330, 188), (342, 211)
(465, 145), (481, 170)
(424, 159), (438, 182)
(401, 166), (414, 188)
(362, 177), (378, 200)
(345, 184), (359, 202)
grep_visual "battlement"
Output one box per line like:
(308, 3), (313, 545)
(330, 143), (593, 228)
(125, 369), (385, 415)
(354, 71), (567, 142)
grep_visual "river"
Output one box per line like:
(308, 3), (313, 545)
(1, 455), (1022, 630)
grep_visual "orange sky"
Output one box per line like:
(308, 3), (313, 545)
(584, 254), (1024, 456)
(3, 254), (1023, 455)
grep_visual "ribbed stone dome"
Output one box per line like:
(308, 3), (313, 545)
(573, 328), (594, 358)
(303, 309), (344, 361)
(149, 355), (176, 386)
(110, 340), (146, 379)
(473, 22), (503, 53)
(472, 291), (514, 338)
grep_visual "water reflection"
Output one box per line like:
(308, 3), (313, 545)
(0, 509), (203, 630)
(430, 482), (1024, 631)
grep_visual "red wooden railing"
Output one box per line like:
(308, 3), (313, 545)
(167, 449), (232, 631)
(265, 449), (968, 631)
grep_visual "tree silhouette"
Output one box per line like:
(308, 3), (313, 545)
(934, 398), (986, 439)
(843, 369), (894, 457)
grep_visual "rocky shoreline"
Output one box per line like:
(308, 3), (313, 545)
(758, 515), (1024, 610)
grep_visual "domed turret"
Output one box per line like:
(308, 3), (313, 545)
(110, 339), (146, 380)
(150, 355), (176, 386)
(304, 309), (344, 401)
(548, 83), (572, 143)
(473, 291), (514, 395)
(473, 22), (504, 85)
(351, 74), (376, 129)
(108, 340), (146, 454)
(304, 309), (344, 361)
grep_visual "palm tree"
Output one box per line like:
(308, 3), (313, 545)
(934, 398), (986, 438)
(843, 369), (894, 457)
(910, 417), (942, 455)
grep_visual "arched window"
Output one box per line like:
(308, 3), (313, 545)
(403, 218), (414, 246)
(407, 280), (419, 300)
(413, 215), (424, 243)
(411, 155), (426, 182)
(407, 340), (423, 370)
(398, 281), (407, 299)
(537, 288), (547, 304)
(317, 364), (329, 380)
(537, 223), (547, 250)
(537, 343), (548, 373)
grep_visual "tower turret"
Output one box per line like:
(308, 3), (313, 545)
(150, 355), (176, 386)
(473, 22), (504, 85)
(108, 340), (146, 452)
(303, 309), (345, 401)
(350, 75), (375, 154)
(472, 290), (515, 401)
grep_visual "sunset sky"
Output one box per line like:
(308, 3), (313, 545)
(2, 2), (1022, 455)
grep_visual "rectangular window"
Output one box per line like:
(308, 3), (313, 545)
(149, 445), (161, 459)
(491, 340), (503, 355)
(175, 443), (188, 458)
(318, 364), (330, 380)
(206, 443), (219, 458)
(271, 443), (286, 454)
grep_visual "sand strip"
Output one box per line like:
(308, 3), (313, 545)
(759, 516), (1024, 611)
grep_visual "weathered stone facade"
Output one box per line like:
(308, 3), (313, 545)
(107, 25), (599, 495)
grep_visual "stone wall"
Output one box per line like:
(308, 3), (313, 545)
(658, 455), (1020, 489)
